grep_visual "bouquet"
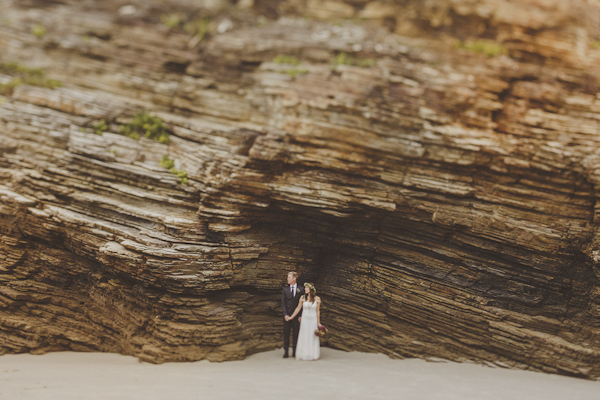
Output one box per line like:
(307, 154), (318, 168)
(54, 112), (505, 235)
(314, 325), (328, 337)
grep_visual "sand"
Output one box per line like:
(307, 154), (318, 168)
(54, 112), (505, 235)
(1, 348), (599, 400)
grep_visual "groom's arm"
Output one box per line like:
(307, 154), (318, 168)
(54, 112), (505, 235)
(281, 288), (288, 316)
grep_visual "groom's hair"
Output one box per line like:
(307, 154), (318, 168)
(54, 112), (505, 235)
(288, 271), (298, 278)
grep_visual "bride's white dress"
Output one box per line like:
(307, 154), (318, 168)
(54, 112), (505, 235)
(295, 299), (320, 361)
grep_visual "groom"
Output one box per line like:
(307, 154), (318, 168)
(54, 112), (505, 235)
(281, 271), (303, 358)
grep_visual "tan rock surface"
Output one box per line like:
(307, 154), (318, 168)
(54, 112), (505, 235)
(1, 0), (600, 379)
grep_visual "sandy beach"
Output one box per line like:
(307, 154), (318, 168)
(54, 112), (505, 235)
(1, 348), (598, 400)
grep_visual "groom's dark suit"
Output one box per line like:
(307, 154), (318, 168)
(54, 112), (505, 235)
(282, 284), (304, 356)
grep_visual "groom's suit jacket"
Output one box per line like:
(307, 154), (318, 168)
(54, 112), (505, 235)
(282, 284), (304, 319)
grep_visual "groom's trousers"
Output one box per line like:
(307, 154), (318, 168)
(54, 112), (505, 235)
(283, 317), (300, 354)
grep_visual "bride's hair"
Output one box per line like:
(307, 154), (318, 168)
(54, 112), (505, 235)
(304, 282), (316, 303)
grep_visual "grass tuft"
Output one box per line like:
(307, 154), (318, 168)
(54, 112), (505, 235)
(184, 18), (210, 41)
(160, 155), (175, 169)
(0, 79), (22, 96)
(119, 112), (170, 144)
(0, 62), (62, 95)
(274, 55), (302, 65)
(92, 119), (108, 135)
(331, 52), (374, 68)
(160, 155), (188, 185)
(282, 68), (309, 78)
(31, 24), (47, 38)
(171, 168), (188, 185)
(454, 40), (507, 57)
(161, 14), (181, 30)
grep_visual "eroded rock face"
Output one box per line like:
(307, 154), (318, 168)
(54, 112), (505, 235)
(1, 0), (600, 378)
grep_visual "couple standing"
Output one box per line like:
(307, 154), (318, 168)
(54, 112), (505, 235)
(281, 271), (323, 360)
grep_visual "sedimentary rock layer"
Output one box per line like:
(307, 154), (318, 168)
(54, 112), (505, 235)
(1, 0), (600, 378)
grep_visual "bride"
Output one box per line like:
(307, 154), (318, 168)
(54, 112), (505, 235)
(285, 282), (323, 361)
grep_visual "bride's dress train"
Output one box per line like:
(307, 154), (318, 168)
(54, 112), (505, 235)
(295, 299), (320, 361)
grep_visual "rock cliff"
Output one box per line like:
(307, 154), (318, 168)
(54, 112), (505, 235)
(1, 0), (600, 378)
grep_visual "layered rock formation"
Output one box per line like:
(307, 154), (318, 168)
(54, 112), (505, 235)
(1, 0), (600, 378)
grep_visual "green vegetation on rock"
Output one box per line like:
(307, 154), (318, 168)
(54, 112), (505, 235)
(160, 155), (188, 185)
(160, 155), (175, 169)
(172, 168), (188, 185)
(282, 68), (309, 78)
(119, 112), (170, 144)
(274, 55), (302, 65)
(455, 40), (507, 57)
(92, 119), (108, 135)
(31, 23), (47, 38)
(332, 52), (353, 67)
(331, 52), (374, 68)
(0, 62), (62, 95)
(272, 55), (308, 78)
(161, 14), (181, 30)
(184, 18), (210, 41)
(0, 79), (22, 96)
(1, 62), (45, 77)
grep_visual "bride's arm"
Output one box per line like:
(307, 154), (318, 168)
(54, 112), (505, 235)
(287, 298), (304, 320)
(316, 296), (322, 327)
